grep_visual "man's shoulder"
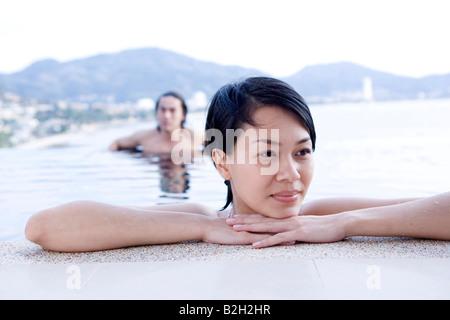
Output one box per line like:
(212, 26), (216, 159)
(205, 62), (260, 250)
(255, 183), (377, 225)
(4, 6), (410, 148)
(135, 128), (159, 138)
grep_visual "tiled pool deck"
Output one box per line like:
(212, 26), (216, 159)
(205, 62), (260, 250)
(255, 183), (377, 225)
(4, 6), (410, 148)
(1, 238), (450, 299)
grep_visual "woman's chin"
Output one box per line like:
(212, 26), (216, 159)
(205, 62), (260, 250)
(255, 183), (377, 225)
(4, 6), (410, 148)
(264, 206), (301, 219)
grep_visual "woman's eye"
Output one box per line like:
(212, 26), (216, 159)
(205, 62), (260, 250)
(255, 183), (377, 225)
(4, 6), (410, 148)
(260, 150), (276, 158)
(296, 148), (312, 157)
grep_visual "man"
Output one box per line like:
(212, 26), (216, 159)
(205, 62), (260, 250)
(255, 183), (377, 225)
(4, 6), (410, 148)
(109, 91), (203, 160)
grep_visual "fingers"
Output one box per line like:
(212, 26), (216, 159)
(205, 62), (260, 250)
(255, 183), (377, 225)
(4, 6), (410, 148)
(226, 214), (267, 225)
(225, 214), (300, 248)
(231, 222), (289, 233)
(236, 232), (273, 245)
(252, 232), (298, 249)
(227, 215), (294, 233)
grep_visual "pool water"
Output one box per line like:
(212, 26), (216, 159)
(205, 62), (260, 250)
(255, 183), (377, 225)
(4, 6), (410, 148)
(1, 99), (450, 241)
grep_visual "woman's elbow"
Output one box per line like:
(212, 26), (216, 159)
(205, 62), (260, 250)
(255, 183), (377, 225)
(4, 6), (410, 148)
(25, 210), (51, 247)
(24, 200), (104, 252)
(24, 202), (78, 251)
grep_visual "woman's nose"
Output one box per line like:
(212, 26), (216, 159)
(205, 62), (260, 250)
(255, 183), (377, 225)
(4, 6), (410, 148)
(275, 157), (300, 182)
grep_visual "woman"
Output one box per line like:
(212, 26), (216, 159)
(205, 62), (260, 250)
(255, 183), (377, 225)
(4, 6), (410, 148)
(25, 77), (450, 252)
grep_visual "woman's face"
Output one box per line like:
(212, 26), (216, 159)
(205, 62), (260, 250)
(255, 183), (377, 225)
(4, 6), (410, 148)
(216, 106), (314, 218)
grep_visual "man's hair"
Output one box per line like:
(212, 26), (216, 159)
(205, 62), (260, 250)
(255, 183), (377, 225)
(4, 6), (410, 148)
(155, 91), (188, 128)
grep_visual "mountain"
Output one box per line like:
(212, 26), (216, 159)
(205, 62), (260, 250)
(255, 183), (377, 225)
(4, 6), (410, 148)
(0, 48), (449, 103)
(284, 61), (450, 102)
(0, 48), (265, 103)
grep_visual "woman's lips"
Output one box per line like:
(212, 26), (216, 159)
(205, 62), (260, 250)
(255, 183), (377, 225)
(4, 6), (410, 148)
(271, 191), (301, 203)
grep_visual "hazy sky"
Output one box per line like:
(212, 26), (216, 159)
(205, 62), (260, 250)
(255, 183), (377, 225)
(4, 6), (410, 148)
(1, 0), (449, 77)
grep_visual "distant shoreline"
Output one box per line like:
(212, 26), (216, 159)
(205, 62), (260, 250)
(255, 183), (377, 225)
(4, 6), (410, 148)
(15, 119), (143, 150)
(14, 110), (207, 150)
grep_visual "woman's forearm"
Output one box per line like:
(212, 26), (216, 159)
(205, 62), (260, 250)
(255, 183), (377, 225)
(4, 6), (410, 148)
(229, 192), (450, 248)
(344, 192), (450, 240)
(25, 201), (208, 252)
(301, 197), (421, 216)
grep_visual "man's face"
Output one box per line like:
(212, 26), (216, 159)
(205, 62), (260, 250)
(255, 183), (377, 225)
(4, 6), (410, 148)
(156, 96), (185, 133)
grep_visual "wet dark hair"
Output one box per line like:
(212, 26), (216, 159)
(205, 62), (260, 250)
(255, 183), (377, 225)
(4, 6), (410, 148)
(155, 91), (188, 129)
(205, 77), (316, 210)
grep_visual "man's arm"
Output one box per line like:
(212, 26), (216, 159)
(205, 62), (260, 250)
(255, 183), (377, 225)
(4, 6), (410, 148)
(109, 131), (146, 151)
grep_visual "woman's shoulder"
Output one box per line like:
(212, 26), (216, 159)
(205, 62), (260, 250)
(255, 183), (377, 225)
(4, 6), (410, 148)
(216, 207), (233, 219)
(172, 202), (220, 217)
(136, 202), (217, 216)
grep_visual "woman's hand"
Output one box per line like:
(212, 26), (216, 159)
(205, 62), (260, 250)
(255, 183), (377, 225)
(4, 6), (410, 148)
(201, 216), (273, 245)
(226, 213), (349, 248)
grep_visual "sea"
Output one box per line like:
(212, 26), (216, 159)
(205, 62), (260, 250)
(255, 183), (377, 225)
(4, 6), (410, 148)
(1, 98), (449, 241)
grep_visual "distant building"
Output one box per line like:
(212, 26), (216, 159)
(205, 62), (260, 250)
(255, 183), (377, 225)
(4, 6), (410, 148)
(363, 77), (374, 101)
(136, 98), (155, 111)
(187, 91), (208, 111)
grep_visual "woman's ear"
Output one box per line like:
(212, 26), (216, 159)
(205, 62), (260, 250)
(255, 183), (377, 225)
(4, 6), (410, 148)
(212, 149), (231, 181)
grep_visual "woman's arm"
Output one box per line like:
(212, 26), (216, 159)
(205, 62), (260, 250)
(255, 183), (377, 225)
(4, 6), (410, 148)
(300, 197), (421, 216)
(228, 192), (450, 248)
(25, 201), (207, 252)
(344, 192), (450, 240)
(25, 201), (269, 252)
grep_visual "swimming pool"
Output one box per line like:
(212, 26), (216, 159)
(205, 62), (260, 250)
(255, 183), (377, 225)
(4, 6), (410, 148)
(1, 99), (450, 241)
